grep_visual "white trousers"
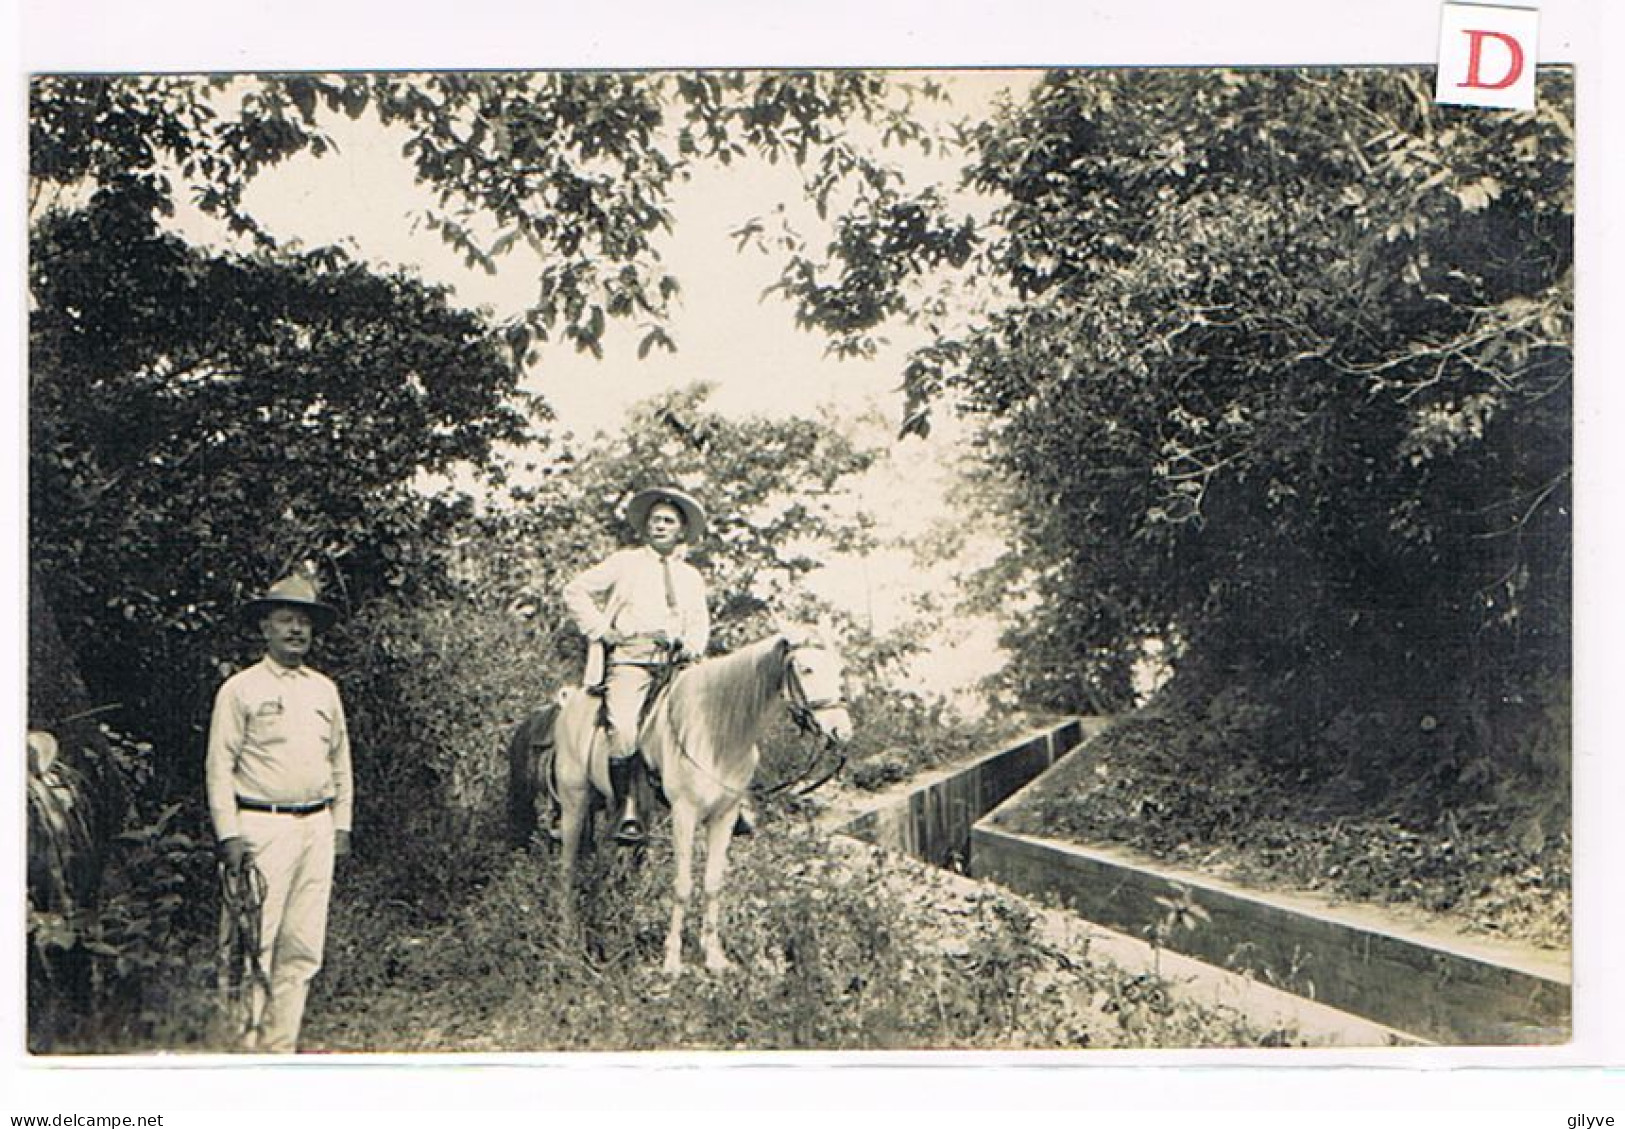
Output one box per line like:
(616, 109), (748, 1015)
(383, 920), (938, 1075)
(603, 663), (656, 760)
(239, 808), (335, 1053)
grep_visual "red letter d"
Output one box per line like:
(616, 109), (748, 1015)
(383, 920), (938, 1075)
(1458, 29), (1525, 90)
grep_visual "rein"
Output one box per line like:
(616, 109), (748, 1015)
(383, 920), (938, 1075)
(782, 648), (848, 734)
(757, 647), (849, 799)
(755, 739), (847, 799)
(217, 858), (271, 1043)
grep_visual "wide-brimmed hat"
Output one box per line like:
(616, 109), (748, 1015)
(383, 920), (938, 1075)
(243, 574), (339, 631)
(627, 486), (707, 540)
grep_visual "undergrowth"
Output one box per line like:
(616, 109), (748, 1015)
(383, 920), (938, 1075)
(304, 821), (1284, 1052)
(996, 711), (1571, 950)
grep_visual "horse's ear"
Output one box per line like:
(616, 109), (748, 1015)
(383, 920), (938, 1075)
(778, 623), (821, 650)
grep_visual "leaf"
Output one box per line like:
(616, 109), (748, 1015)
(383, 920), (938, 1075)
(506, 324), (531, 363)
(637, 326), (674, 360)
(286, 80), (318, 123)
(730, 218), (765, 251)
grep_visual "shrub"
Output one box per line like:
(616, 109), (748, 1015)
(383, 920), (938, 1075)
(306, 823), (1280, 1051)
(336, 595), (574, 909)
(28, 728), (220, 1052)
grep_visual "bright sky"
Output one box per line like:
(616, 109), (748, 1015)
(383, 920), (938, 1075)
(164, 70), (1040, 705)
(193, 72), (1032, 438)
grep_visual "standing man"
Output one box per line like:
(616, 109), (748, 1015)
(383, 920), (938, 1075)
(207, 573), (352, 1053)
(563, 486), (710, 844)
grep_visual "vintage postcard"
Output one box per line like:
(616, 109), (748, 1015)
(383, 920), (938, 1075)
(10, 0), (1619, 1118)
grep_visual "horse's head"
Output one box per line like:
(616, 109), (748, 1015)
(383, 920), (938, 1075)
(782, 638), (852, 746)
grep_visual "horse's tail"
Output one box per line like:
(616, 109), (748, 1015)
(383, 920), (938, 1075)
(506, 703), (560, 848)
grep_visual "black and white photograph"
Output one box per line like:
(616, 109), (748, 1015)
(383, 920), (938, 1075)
(23, 58), (1577, 1055)
(10, 0), (1623, 1117)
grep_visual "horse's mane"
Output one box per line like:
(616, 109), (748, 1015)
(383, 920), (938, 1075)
(664, 634), (788, 755)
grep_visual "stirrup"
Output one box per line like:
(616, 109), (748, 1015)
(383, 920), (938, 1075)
(613, 813), (646, 845)
(613, 821), (645, 845)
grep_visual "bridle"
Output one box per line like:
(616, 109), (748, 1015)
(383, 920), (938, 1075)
(782, 645), (849, 739)
(759, 645), (850, 798)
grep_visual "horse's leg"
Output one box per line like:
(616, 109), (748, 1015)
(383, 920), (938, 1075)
(663, 800), (697, 975)
(700, 800), (741, 972)
(557, 785), (588, 936)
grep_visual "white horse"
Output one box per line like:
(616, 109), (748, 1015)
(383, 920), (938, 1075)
(549, 632), (851, 972)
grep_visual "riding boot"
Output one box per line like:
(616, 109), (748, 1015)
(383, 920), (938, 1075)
(610, 756), (645, 845)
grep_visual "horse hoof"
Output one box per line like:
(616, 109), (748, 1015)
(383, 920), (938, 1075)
(704, 954), (733, 974)
(662, 958), (683, 976)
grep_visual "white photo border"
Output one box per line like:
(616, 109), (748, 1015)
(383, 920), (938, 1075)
(7, 0), (1621, 1115)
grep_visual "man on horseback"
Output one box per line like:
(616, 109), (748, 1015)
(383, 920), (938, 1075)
(563, 485), (710, 845)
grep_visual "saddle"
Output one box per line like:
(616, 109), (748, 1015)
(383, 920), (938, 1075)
(543, 672), (679, 809)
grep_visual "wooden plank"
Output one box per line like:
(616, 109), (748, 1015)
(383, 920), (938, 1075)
(840, 719), (1100, 866)
(970, 825), (1570, 1046)
(824, 833), (1417, 1047)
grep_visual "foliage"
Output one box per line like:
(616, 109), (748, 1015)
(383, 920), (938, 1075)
(332, 596), (557, 911)
(304, 827), (1281, 1051)
(538, 384), (883, 647)
(270, 383), (886, 900)
(28, 728), (221, 1052)
(29, 191), (531, 794)
(785, 68), (1572, 796)
(26, 732), (92, 915)
(24, 66), (985, 1053)
(30, 71), (950, 364)
(840, 687), (1029, 794)
(998, 709), (1571, 949)
(28, 66), (943, 804)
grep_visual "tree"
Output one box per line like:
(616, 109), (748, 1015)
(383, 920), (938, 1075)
(326, 383), (884, 878)
(30, 72), (950, 363)
(466, 382), (882, 654)
(24, 67), (963, 1047)
(30, 188), (531, 789)
(28, 67), (951, 779)
(782, 68), (1572, 787)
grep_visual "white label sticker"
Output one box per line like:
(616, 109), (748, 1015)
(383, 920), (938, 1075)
(1437, 3), (1540, 110)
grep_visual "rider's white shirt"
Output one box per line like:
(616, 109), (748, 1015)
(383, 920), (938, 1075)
(563, 545), (710, 661)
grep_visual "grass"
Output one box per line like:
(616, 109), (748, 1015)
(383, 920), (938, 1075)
(28, 711), (1325, 1054)
(301, 818), (1290, 1052)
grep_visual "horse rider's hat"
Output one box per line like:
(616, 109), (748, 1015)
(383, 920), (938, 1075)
(244, 573), (339, 631)
(628, 486), (707, 540)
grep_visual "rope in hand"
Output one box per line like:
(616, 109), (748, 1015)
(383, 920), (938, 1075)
(217, 858), (271, 1045)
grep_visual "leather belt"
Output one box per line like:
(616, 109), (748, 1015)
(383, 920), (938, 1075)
(237, 796), (333, 816)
